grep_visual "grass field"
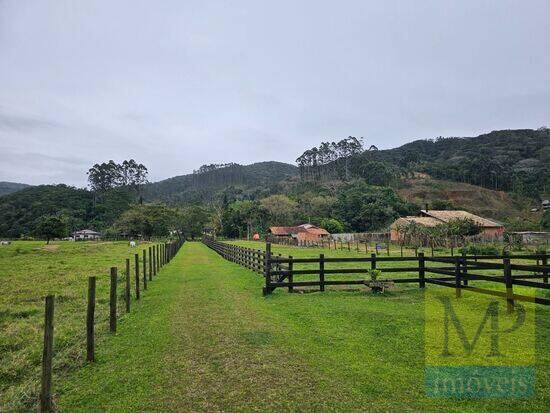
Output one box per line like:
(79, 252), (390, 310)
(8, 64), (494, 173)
(55, 242), (549, 412)
(0, 240), (159, 412)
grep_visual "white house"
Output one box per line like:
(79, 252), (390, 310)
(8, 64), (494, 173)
(73, 229), (101, 241)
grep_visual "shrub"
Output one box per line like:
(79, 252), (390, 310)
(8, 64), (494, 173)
(459, 244), (499, 255)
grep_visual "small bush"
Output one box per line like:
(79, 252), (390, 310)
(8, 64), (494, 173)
(459, 244), (500, 256)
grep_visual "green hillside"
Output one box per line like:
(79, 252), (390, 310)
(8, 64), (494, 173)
(366, 128), (550, 196)
(143, 161), (298, 203)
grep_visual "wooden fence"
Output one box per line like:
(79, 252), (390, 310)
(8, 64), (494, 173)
(38, 238), (184, 412)
(202, 236), (550, 306)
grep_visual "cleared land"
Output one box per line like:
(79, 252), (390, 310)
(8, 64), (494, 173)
(0, 240), (158, 412)
(57, 242), (549, 412)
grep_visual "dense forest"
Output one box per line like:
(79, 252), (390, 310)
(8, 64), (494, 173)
(0, 129), (548, 239)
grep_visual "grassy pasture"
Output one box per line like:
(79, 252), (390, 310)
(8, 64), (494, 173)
(0, 240), (155, 411)
(56, 242), (549, 412)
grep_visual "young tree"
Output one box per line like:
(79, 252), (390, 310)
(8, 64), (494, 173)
(35, 216), (68, 244)
(319, 218), (344, 234)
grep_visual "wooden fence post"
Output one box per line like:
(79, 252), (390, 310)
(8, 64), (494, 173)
(142, 250), (147, 290)
(542, 256), (548, 284)
(461, 251), (468, 287)
(40, 295), (54, 413)
(454, 257), (461, 299)
(125, 258), (131, 312)
(319, 253), (325, 292)
(87, 277), (96, 361)
(418, 252), (425, 288)
(110, 267), (117, 332)
(371, 253), (377, 271)
(134, 253), (140, 300)
(152, 245), (156, 276)
(148, 247), (153, 281)
(288, 255), (294, 293)
(263, 242), (272, 295)
(156, 244), (160, 270)
(503, 257), (514, 313)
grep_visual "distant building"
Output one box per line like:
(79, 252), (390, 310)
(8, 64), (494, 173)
(73, 229), (101, 241)
(510, 231), (550, 244)
(269, 224), (330, 242)
(543, 200), (550, 210)
(390, 210), (505, 241)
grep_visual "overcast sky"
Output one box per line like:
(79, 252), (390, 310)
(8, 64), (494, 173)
(1, 1), (549, 187)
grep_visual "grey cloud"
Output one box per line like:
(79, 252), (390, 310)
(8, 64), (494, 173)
(0, 0), (549, 186)
(0, 110), (63, 132)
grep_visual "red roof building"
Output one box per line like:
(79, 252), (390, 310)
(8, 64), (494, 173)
(268, 224), (330, 240)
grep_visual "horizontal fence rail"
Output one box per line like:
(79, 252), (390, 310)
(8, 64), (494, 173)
(202, 236), (550, 307)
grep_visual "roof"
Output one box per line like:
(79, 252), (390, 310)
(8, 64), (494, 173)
(269, 224), (330, 236)
(73, 229), (101, 235)
(304, 227), (330, 236)
(391, 216), (442, 228)
(269, 226), (306, 236)
(420, 210), (503, 228)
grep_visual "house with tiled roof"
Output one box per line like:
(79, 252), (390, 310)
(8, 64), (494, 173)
(390, 210), (505, 241)
(268, 224), (330, 241)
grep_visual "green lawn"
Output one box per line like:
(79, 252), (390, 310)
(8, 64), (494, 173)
(56, 242), (549, 412)
(0, 240), (161, 412)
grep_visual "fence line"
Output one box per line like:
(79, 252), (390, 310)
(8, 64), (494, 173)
(38, 238), (184, 412)
(202, 236), (550, 305)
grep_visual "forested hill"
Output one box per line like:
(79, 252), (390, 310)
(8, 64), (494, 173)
(296, 128), (549, 198)
(0, 182), (30, 197)
(143, 161), (298, 203)
(365, 128), (550, 196)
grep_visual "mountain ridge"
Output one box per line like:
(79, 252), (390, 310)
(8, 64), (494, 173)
(0, 181), (30, 197)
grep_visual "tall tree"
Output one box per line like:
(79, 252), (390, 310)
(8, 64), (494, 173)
(34, 216), (68, 244)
